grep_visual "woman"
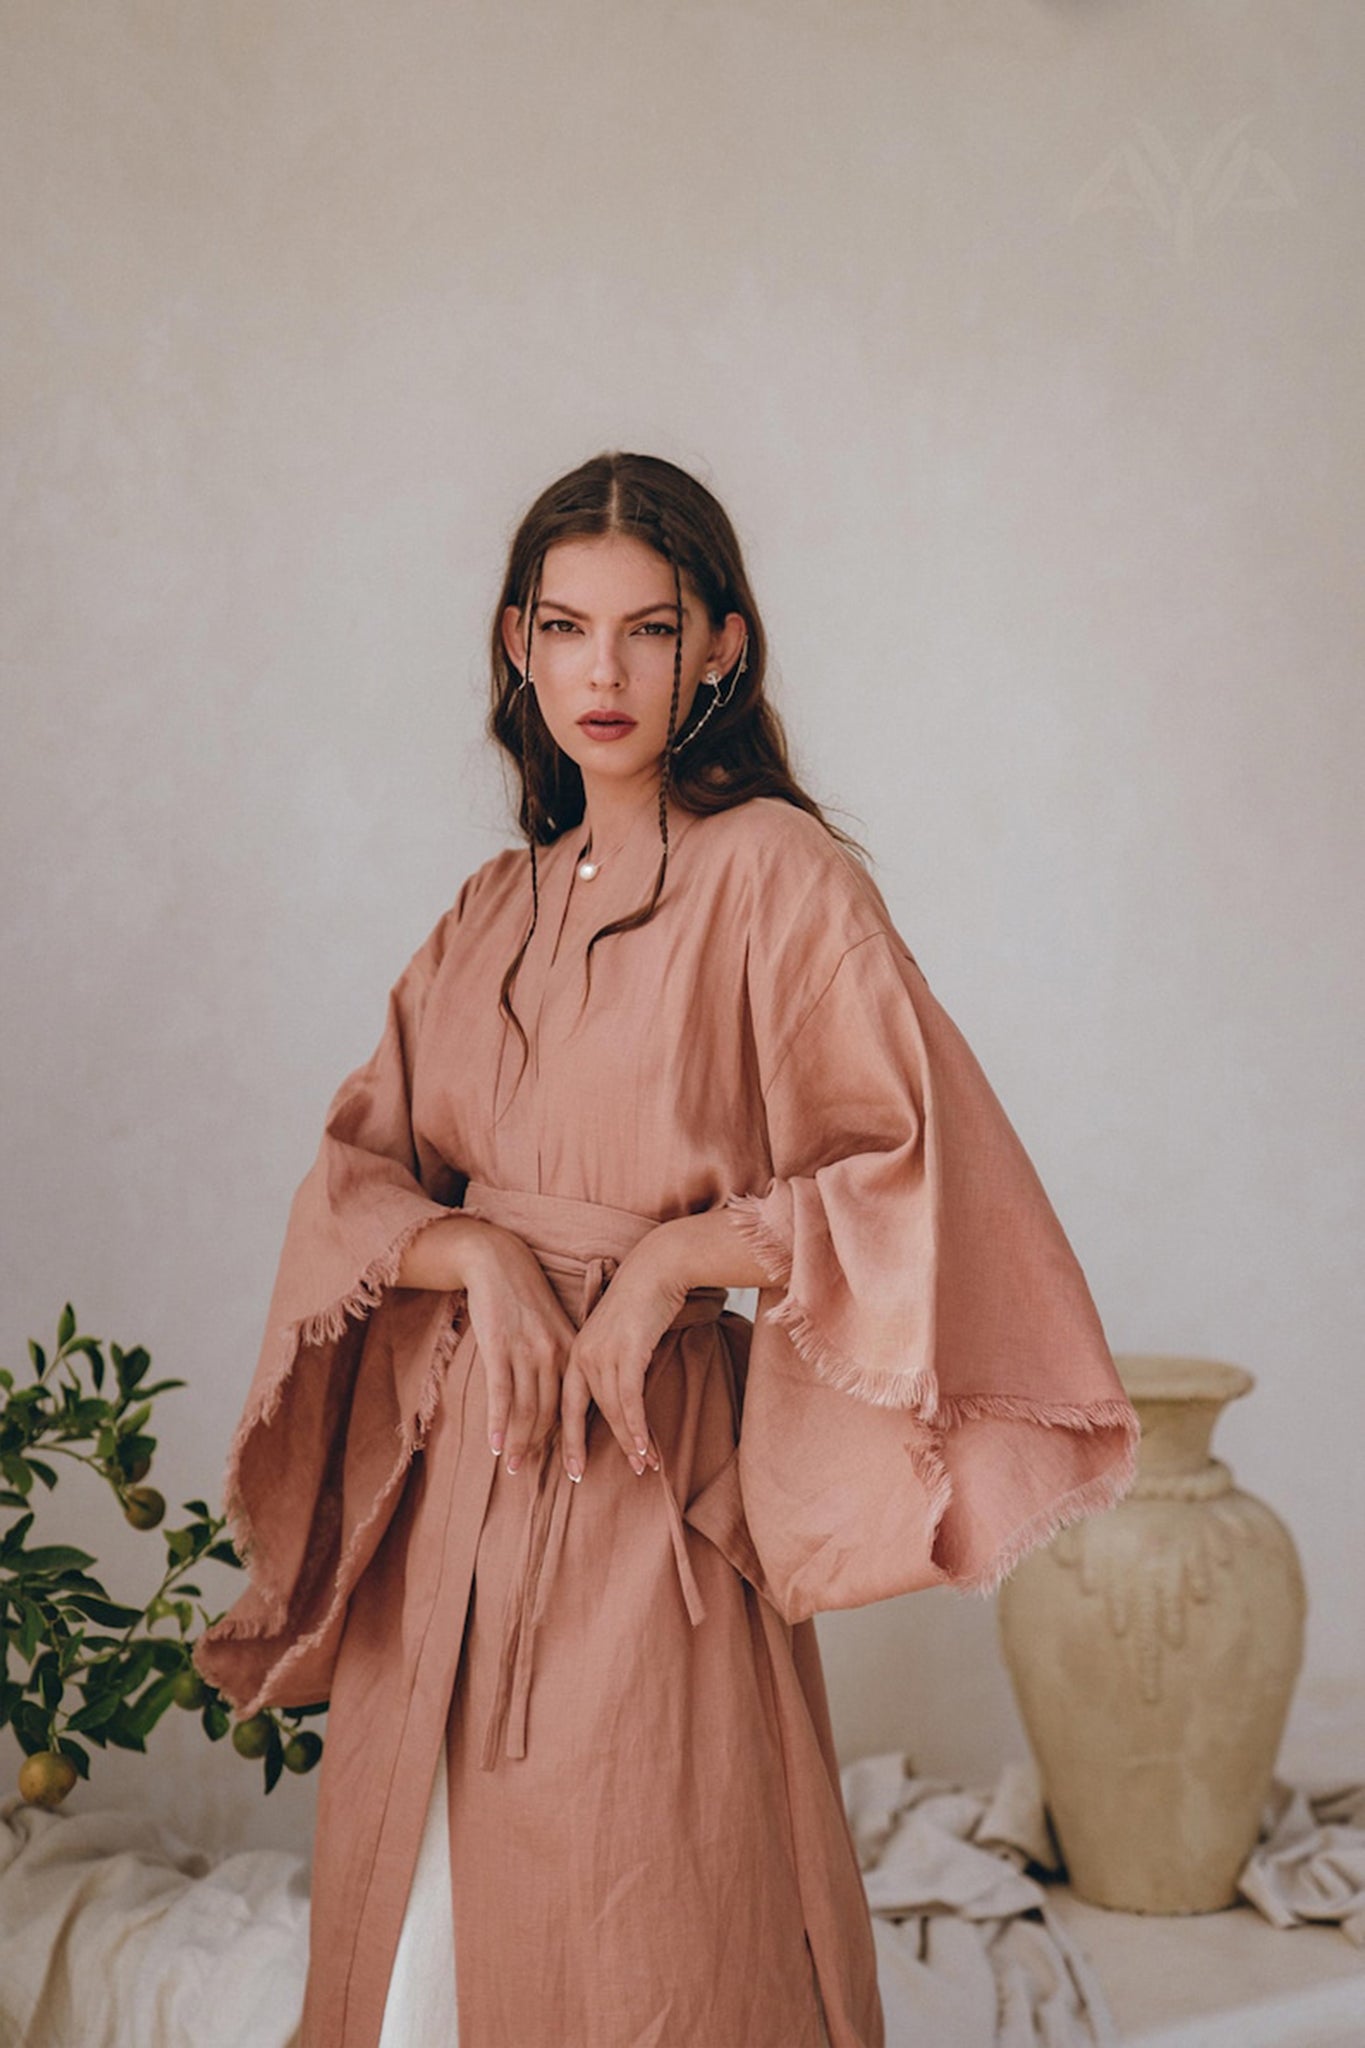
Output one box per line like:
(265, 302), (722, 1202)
(195, 452), (1138, 2048)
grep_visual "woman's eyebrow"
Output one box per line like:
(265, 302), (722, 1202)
(534, 599), (681, 621)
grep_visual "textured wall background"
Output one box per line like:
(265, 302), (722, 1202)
(3, 0), (1361, 1859)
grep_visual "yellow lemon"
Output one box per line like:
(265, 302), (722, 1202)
(19, 1751), (78, 1807)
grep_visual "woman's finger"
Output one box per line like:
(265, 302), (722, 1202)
(503, 1372), (540, 1475)
(591, 1356), (649, 1476)
(535, 1363), (561, 1457)
(484, 1358), (512, 1458)
(617, 1361), (655, 1474)
(560, 1363), (591, 1482)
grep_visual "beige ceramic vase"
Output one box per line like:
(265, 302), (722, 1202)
(997, 1354), (1307, 1913)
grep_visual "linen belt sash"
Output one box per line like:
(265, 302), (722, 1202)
(459, 1180), (728, 1769)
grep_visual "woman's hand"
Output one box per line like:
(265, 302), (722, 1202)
(457, 1223), (579, 1475)
(558, 1210), (776, 1483)
(559, 1244), (689, 1483)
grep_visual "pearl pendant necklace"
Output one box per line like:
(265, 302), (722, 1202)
(574, 811), (643, 883)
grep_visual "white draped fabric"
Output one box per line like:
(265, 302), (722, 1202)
(3, 1758), (1362, 2045)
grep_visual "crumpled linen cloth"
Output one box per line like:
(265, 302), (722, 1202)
(842, 1755), (1365, 2047)
(3, 1760), (1362, 2048)
(1238, 1779), (1365, 1945)
(840, 1751), (1119, 2048)
(0, 1790), (307, 2048)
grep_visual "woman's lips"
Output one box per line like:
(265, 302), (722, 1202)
(577, 714), (637, 742)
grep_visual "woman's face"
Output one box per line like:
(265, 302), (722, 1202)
(500, 532), (746, 807)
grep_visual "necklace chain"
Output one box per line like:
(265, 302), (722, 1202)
(574, 815), (641, 882)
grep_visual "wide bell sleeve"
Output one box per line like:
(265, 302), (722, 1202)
(722, 922), (1139, 1622)
(194, 895), (470, 1716)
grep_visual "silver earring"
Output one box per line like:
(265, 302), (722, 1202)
(671, 637), (748, 753)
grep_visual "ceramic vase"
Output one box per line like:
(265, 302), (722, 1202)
(997, 1354), (1307, 1913)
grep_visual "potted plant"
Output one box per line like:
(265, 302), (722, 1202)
(1, 1304), (325, 1805)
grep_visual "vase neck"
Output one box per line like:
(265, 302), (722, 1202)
(1134, 1394), (1239, 1490)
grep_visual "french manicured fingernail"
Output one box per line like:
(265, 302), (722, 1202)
(490, 1431), (503, 1455)
(629, 1454), (646, 1476)
(506, 1454), (521, 1475)
(634, 1437), (649, 1457)
(566, 1458), (583, 1483)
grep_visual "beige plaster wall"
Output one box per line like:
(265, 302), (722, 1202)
(3, 0), (1361, 1857)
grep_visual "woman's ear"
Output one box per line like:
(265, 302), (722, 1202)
(501, 603), (527, 671)
(710, 610), (748, 676)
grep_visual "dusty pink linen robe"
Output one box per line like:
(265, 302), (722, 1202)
(194, 794), (1138, 2048)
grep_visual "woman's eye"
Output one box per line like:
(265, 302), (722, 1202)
(537, 618), (675, 637)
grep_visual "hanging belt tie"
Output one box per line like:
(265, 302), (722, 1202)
(479, 1256), (717, 1770)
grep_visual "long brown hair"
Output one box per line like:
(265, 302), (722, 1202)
(487, 450), (867, 1069)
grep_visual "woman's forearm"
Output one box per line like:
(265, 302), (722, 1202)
(395, 1205), (777, 1298)
(394, 1211), (499, 1291)
(639, 1207), (777, 1294)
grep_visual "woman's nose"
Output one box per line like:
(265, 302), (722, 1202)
(586, 635), (628, 687)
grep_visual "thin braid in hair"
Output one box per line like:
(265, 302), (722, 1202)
(495, 552), (545, 1092)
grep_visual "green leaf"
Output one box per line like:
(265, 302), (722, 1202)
(34, 1650), (62, 1712)
(67, 1691), (127, 1733)
(48, 1572), (106, 1600)
(0, 1490), (29, 1511)
(165, 1527), (195, 1565)
(119, 1434), (157, 1470)
(208, 1539), (243, 1568)
(116, 1346), (151, 1394)
(122, 1671), (179, 1739)
(12, 1699), (53, 1756)
(56, 1304), (76, 1350)
(26, 1458), (58, 1491)
(1, 1455), (33, 1498)
(137, 1378), (186, 1398)
(0, 1512), (35, 1561)
(102, 1713), (148, 1754)
(183, 1500), (211, 1519)
(263, 1718), (285, 1795)
(14, 1544), (97, 1574)
(172, 1582), (202, 1599)
(56, 1736), (91, 1780)
(62, 1594), (145, 1628)
(56, 1628), (87, 1673)
(118, 1402), (153, 1439)
(202, 1696), (230, 1740)
(0, 1678), (24, 1725)
(0, 1368), (12, 1390)
(6, 1386), (50, 1412)
(27, 1341), (46, 1378)
(15, 1598), (43, 1662)
(119, 1643), (159, 1692)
